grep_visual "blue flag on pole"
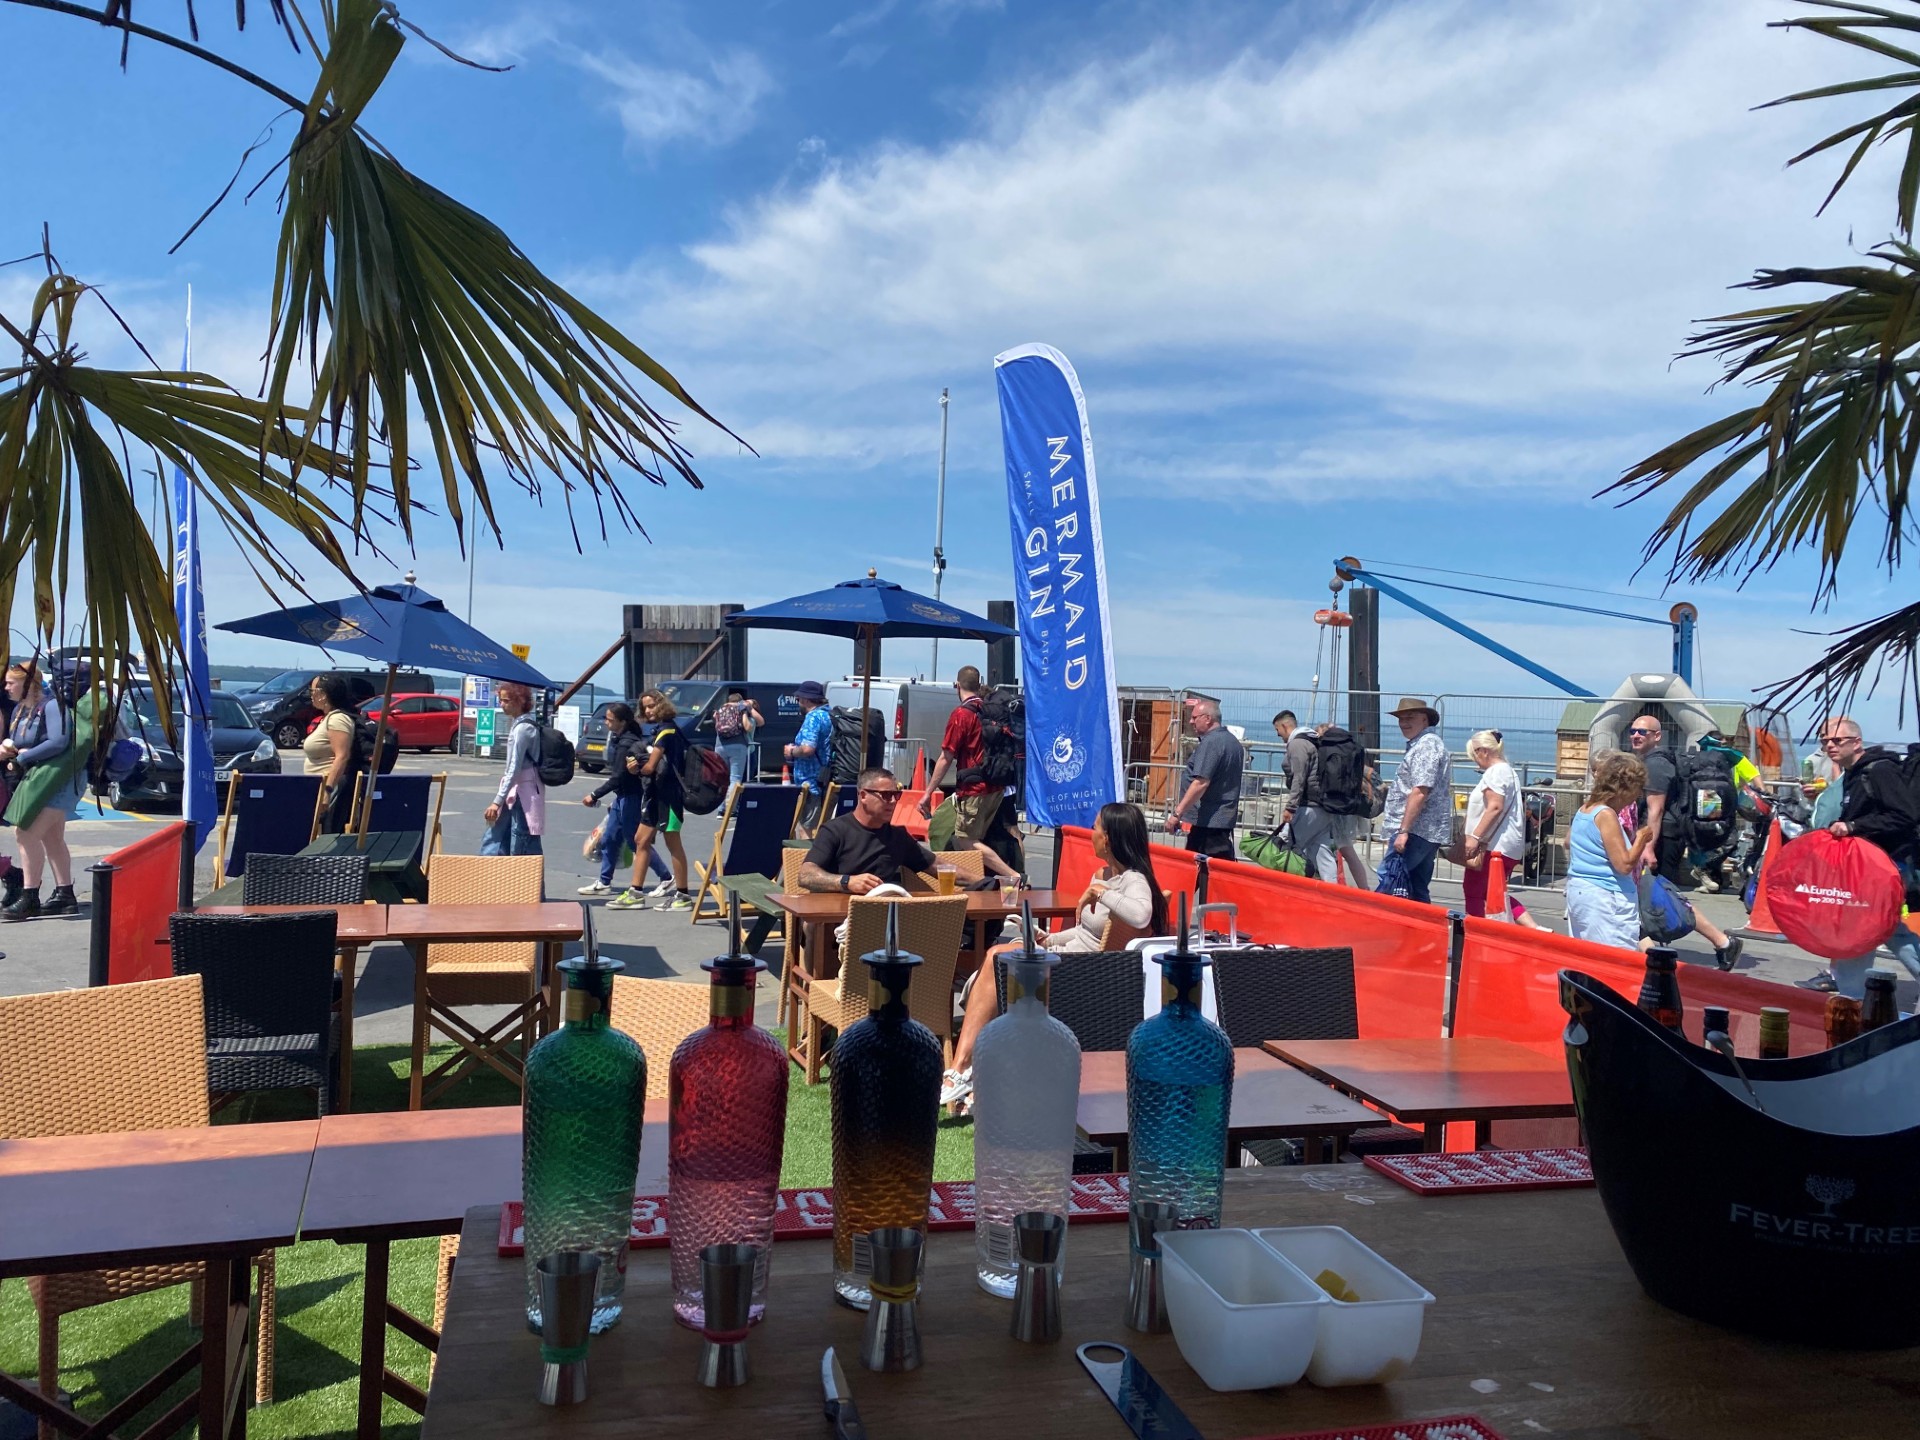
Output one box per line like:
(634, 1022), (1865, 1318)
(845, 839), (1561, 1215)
(172, 293), (217, 853)
(994, 343), (1122, 828)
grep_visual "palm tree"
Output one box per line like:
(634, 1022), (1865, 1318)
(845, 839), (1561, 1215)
(1, 0), (740, 694)
(1607, 1), (1920, 719)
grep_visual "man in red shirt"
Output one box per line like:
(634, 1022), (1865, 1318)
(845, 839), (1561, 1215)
(918, 665), (1002, 845)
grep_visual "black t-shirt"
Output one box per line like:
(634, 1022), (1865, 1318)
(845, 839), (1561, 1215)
(644, 721), (687, 803)
(1638, 751), (1680, 827)
(806, 814), (934, 886)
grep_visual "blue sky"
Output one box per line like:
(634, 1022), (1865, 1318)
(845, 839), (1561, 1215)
(5, 0), (1916, 737)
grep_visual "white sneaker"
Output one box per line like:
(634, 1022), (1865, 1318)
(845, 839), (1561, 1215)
(646, 878), (677, 900)
(577, 881), (612, 896)
(939, 1066), (973, 1106)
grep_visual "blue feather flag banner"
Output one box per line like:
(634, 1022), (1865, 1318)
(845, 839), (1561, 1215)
(994, 343), (1122, 828)
(173, 296), (217, 853)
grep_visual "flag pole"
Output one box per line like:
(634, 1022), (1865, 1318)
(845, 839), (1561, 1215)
(929, 387), (949, 680)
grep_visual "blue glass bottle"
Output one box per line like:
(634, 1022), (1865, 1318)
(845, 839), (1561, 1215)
(1125, 907), (1233, 1229)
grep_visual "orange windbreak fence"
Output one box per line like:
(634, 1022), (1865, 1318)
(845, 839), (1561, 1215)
(91, 821), (190, 986)
(1056, 825), (1828, 1055)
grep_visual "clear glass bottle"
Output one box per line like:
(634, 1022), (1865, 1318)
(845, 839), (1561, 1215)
(972, 944), (1081, 1297)
(523, 953), (646, 1333)
(1126, 918), (1234, 1230)
(669, 944), (789, 1330)
(829, 908), (943, 1310)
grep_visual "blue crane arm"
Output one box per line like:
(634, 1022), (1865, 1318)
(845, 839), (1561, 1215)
(1338, 564), (1598, 699)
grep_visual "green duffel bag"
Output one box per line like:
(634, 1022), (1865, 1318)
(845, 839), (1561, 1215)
(1241, 825), (1310, 876)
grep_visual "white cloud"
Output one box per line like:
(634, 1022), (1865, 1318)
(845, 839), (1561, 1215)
(829, 1), (898, 41)
(576, 47), (775, 150)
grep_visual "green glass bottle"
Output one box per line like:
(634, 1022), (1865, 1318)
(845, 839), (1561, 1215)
(523, 950), (646, 1333)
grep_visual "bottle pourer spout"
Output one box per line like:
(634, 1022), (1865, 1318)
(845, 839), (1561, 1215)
(727, 890), (743, 962)
(1021, 898), (1038, 956)
(1174, 893), (1191, 956)
(885, 900), (900, 959)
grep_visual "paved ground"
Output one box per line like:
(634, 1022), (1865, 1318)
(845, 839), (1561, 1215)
(2, 757), (1901, 1040)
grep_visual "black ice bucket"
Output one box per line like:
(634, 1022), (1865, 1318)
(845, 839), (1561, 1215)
(1560, 969), (1920, 1348)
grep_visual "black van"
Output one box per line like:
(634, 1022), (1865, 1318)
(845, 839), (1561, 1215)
(244, 668), (436, 748)
(577, 681), (809, 779)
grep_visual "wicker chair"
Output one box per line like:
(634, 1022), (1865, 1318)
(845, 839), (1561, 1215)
(418, 853), (546, 1103)
(608, 975), (715, 1099)
(1209, 946), (1361, 1049)
(170, 911), (342, 1116)
(0, 975), (278, 1425)
(993, 949), (1146, 1052)
(239, 851), (371, 906)
(790, 894), (967, 1084)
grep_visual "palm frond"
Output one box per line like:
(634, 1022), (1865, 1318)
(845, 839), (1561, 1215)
(1604, 244), (1920, 595)
(0, 270), (361, 701)
(1759, 600), (1920, 721)
(262, 0), (745, 554)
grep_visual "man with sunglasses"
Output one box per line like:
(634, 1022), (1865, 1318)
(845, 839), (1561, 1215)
(1625, 715), (1689, 888)
(800, 767), (936, 894)
(1796, 716), (1920, 998)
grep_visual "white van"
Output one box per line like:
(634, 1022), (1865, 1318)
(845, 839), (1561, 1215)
(825, 676), (960, 782)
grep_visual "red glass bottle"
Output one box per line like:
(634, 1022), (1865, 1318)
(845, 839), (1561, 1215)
(668, 939), (789, 1330)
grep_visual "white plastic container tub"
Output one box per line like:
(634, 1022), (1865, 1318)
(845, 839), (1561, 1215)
(1156, 1228), (1327, 1391)
(1252, 1225), (1436, 1386)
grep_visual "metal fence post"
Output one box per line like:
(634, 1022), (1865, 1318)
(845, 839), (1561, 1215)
(88, 862), (117, 987)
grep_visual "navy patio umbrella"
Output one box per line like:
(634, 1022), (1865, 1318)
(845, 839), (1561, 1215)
(725, 571), (1013, 768)
(219, 573), (556, 833)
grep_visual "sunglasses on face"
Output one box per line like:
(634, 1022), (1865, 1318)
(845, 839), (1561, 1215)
(859, 787), (900, 799)
(1629, 728), (1658, 737)
(1822, 735), (1859, 747)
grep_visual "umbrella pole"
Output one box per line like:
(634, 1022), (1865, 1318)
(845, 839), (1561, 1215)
(858, 628), (875, 781)
(357, 663), (397, 846)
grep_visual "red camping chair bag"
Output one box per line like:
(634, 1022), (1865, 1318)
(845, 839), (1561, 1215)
(1763, 830), (1905, 960)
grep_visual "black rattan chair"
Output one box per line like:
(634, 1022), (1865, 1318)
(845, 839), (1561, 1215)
(992, 950), (1145, 1052)
(240, 852), (371, 907)
(170, 911), (341, 1115)
(1210, 946), (1360, 1048)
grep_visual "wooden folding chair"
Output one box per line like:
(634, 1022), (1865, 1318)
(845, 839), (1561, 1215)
(213, 773), (324, 886)
(788, 894), (967, 1084)
(686, 783), (805, 926)
(416, 854), (546, 1104)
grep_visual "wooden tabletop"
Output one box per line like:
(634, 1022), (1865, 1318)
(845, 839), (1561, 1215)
(190, 903), (389, 941)
(1262, 1037), (1574, 1123)
(423, 1165), (1920, 1439)
(382, 902), (585, 943)
(302, 1103), (669, 1242)
(1076, 1047), (1379, 1148)
(766, 889), (1073, 923)
(0, 1121), (319, 1279)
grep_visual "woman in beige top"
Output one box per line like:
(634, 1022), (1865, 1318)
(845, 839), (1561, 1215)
(941, 802), (1170, 1115)
(302, 673), (357, 833)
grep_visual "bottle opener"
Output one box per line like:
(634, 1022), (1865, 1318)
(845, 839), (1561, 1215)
(1075, 1341), (1205, 1440)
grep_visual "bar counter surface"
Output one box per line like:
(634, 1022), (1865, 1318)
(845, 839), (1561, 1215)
(422, 1163), (1920, 1440)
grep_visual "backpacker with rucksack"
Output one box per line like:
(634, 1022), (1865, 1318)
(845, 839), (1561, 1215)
(828, 706), (886, 785)
(1309, 727), (1369, 816)
(680, 745), (730, 815)
(1676, 746), (1738, 851)
(975, 689), (1024, 791)
(530, 717), (572, 787)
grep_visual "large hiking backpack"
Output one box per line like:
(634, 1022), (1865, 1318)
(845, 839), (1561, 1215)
(532, 719), (574, 787)
(975, 690), (1024, 791)
(1677, 747), (1738, 851)
(1311, 727), (1369, 816)
(680, 745), (729, 815)
(828, 706), (885, 785)
(354, 712), (401, 776)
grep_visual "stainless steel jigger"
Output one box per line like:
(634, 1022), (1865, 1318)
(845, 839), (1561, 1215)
(695, 1243), (758, 1387)
(1010, 1211), (1065, 1342)
(1125, 1202), (1178, 1334)
(535, 1252), (601, 1406)
(859, 1228), (924, 1372)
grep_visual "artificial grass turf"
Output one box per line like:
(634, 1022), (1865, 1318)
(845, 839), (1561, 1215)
(0, 1032), (973, 1439)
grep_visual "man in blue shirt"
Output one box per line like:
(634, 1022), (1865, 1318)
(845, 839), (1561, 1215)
(785, 679), (833, 836)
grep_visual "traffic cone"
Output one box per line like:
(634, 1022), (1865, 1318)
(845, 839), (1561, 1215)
(1740, 817), (1787, 940)
(782, 763), (792, 784)
(909, 747), (927, 791)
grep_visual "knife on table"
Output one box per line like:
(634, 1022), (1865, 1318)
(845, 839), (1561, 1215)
(822, 1347), (871, 1440)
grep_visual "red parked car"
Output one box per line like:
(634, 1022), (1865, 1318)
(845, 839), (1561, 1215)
(359, 692), (461, 752)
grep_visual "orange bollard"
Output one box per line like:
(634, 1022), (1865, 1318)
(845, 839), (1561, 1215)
(1741, 817), (1788, 939)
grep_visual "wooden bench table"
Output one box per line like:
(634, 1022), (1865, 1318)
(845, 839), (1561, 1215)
(0, 1120), (319, 1440)
(422, 1164), (1920, 1438)
(1263, 1036), (1576, 1151)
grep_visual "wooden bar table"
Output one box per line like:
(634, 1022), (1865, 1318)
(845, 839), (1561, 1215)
(1077, 1047), (1379, 1167)
(381, 903), (585, 1109)
(191, 903), (389, 1112)
(304, 1103), (670, 1440)
(768, 888), (1076, 987)
(0, 1120), (319, 1440)
(422, 1164), (1920, 1439)
(1263, 1036), (1575, 1151)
